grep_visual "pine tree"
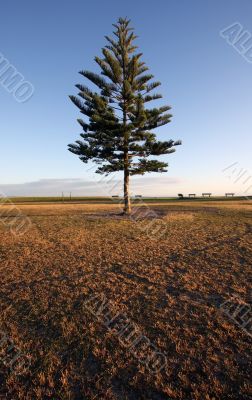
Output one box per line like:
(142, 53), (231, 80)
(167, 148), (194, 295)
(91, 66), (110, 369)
(68, 17), (181, 214)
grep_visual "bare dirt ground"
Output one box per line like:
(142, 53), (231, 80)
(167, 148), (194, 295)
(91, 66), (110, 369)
(0, 201), (251, 399)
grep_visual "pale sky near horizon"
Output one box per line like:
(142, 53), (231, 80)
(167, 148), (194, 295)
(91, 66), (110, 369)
(0, 0), (251, 197)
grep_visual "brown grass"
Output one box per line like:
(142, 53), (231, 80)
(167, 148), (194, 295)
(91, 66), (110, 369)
(0, 201), (251, 399)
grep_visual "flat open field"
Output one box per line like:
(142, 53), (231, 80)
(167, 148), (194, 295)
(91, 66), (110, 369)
(0, 201), (251, 399)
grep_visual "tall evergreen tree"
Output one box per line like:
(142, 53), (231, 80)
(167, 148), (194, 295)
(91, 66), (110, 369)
(68, 17), (181, 214)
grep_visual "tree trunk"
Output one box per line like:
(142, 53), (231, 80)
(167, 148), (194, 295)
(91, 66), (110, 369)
(123, 162), (131, 214)
(122, 93), (131, 214)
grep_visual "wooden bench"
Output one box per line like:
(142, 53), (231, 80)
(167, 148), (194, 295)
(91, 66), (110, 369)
(188, 193), (196, 198)
(225, 193), (235, 197)
(202, 193), (212, 198)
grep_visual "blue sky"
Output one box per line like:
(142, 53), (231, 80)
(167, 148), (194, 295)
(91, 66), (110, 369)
(0, 0), (251, 196)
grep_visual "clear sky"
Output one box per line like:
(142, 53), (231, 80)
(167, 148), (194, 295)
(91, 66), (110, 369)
(0, 0), (251, 197)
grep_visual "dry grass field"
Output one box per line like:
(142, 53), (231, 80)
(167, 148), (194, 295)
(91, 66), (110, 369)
(0, 201), (251, 399)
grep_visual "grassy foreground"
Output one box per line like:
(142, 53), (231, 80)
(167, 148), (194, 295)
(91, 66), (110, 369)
(0, 201), (251, 399)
